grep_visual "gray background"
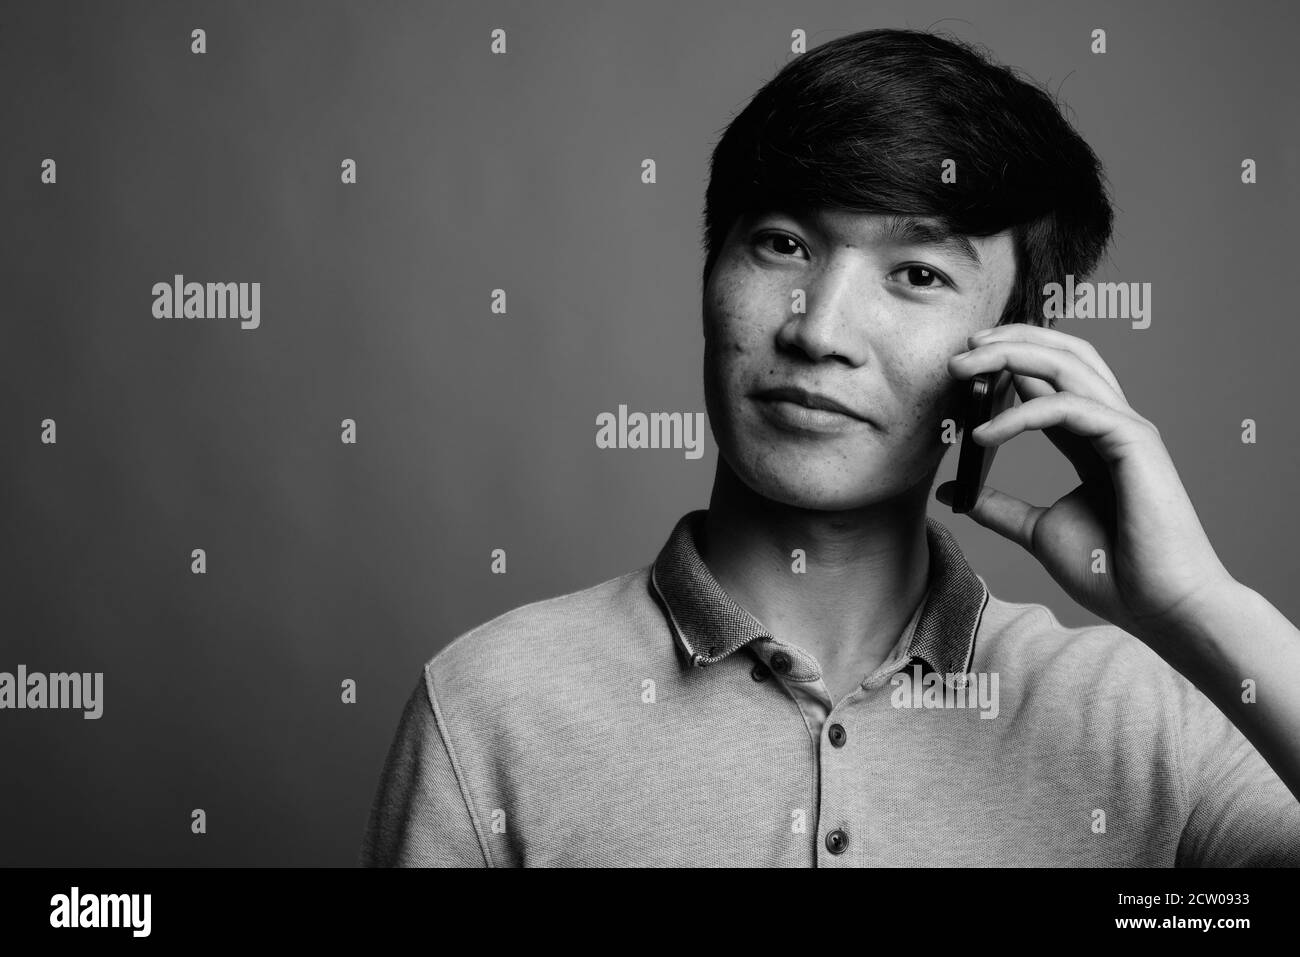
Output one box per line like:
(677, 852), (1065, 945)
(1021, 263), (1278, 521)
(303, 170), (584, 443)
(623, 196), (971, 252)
(1, 0), (1296, 865)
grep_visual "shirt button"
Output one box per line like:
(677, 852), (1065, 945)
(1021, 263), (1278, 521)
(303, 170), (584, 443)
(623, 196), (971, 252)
(769, 651), (792, 675)
(825, 829), (849, 855)
(828, 723), (846, 747)
(750, 662), (770, 682)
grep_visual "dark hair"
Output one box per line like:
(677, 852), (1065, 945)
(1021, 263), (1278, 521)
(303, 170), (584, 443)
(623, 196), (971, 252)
(700, 29), (1115, 328)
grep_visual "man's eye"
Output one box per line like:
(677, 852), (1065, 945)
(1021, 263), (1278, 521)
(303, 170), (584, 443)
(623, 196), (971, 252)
(890, 264), (950, 289)
(754, 231), (809, 259)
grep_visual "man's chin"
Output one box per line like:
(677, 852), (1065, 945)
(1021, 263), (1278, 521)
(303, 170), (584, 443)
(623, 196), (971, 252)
(736, 466), (899, 513)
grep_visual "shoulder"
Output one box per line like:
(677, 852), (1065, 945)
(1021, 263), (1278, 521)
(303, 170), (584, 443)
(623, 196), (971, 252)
(421, 564), (663, 699)
(970, 586), (1225, 774)
(975, 584), (1186, 701)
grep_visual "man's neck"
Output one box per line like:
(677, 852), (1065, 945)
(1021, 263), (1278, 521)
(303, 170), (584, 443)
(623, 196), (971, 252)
(699, 463), (932, 689)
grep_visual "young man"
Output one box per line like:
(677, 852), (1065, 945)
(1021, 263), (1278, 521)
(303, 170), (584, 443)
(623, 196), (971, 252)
(361, 29), (1300, 866)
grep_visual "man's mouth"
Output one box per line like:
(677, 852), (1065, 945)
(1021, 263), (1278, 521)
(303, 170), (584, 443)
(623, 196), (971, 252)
(753, 385), (869, 419)
(751, 385), (874, 433)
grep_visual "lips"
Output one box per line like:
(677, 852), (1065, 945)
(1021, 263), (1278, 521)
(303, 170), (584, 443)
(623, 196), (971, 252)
(751, 386), (870, 422)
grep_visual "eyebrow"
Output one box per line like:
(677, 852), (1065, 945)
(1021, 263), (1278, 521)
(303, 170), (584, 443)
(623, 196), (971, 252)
(878, 215), (983, 270)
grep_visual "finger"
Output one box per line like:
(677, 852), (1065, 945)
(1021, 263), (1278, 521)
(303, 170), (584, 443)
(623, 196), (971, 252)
(1012, 371), (1053, 403)
(951, 367), (1103, 487)
(972, 391), (1158, 463)
(1008, 374), (1111, 485)
(970, 322), (1128, 403)
(950, 339), (1126, 411)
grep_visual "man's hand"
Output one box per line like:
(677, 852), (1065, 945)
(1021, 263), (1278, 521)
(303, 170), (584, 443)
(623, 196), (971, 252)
(937, 322), (1238, 646)
(937, 321), (1300, 807)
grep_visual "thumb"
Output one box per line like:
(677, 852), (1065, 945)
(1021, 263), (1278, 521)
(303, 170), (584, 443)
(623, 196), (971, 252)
(935, 481), (1040, 553)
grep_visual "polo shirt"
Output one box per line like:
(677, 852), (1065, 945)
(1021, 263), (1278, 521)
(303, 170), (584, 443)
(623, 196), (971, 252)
(360, 509), (1300, 867)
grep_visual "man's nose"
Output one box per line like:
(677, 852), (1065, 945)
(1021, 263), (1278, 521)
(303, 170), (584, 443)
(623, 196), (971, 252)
(777, 264), (870, 364)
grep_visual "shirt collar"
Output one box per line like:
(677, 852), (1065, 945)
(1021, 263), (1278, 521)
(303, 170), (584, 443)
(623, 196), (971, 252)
(649, 509), (989, 678)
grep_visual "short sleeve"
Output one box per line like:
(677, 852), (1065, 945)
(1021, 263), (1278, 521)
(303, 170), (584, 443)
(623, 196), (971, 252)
(1176, 676), (1300, 866)
(360, 668), (489, 867)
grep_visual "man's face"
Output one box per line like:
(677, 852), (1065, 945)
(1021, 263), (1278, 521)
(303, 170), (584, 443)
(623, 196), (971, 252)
(703, 206), (1018, 511)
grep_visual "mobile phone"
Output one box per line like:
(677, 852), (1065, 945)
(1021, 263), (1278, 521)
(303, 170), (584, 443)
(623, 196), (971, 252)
(951, 368), (1017, 513)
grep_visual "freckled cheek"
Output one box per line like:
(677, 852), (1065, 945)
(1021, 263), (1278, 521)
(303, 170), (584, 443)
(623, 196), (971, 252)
(708, 270), (784, 333)
(703, 322), (751, 412)
(706, 304), (770, 369)
(894, 368), (958, 438)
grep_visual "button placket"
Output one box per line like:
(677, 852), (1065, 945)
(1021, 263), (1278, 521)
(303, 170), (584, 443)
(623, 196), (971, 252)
(818, 693), (863, 864)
